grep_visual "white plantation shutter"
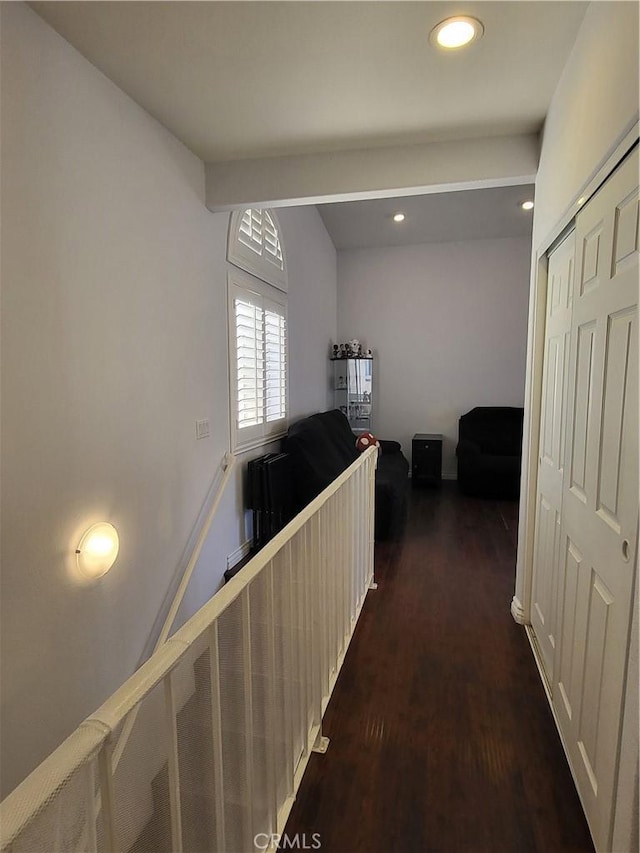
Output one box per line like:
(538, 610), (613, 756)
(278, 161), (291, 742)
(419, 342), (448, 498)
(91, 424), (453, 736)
(235, 298), (264, 429)
(229, 273), (288, 452)
(264, 308), (287, 422)
(228, 208), (287, 292)
(262, 211), (284, 269)
(238, 209), (263, 255)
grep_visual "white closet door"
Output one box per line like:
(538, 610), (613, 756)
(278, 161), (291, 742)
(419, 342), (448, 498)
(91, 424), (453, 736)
(530, 230), (575, 685)
(555, 147), (638, 852)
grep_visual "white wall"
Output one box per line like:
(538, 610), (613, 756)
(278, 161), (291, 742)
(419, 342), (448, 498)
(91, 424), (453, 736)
(337, 238), (531, 476)
(0, 3), (336, 797)
(533, 1), (639, 248)
(280, 206), (337, 421)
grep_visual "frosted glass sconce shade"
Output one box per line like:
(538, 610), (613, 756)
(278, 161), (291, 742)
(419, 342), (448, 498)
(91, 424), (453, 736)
(76, 522), (119, 578)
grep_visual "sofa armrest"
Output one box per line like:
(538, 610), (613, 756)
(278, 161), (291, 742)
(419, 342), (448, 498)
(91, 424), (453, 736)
(379, 439), (402, 454)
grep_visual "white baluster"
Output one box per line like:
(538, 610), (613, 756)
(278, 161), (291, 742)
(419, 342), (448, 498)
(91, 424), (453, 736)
(295, 532), (310, 764)
(368, 454), (378, 589)
(208, 622), (226, 852)
(265, 562), (279, 834)
(84, 761), (98, 853)
(341, 480), (350, 648)
(97, 740), (118, 853)
(240, 588), (255, 851)
(164, 672), (183, 853)
(282, 542), (295, 798)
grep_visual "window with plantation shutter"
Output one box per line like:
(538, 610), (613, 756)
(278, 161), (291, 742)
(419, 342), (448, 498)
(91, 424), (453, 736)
(228, 208), (287, 292)
(228, 208), (288, 452)
(235, 297), (264, 430)
(229, 271), (288, 452)
(264, 308), (287, 423)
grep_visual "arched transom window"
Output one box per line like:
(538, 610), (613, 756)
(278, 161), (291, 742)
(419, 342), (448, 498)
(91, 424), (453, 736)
(228, 208), (287, 292)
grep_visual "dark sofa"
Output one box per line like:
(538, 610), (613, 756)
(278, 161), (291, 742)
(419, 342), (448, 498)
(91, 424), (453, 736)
(283, 409), (409, 540)
(456, 406), (524, 499)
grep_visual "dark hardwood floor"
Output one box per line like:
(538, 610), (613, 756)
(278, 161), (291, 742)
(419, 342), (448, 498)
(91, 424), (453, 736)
(283, 483), (595, 853)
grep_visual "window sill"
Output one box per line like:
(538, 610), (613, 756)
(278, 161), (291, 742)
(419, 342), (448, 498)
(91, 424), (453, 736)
(232, 428), (287, 456)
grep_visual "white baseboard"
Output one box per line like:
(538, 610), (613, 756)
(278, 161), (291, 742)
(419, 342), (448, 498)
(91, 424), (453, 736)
(227, 540), (251, 571)
(510, 595), (526, 624)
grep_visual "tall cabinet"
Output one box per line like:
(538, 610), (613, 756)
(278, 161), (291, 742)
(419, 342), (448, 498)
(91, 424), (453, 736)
(331, 357), (373, 433)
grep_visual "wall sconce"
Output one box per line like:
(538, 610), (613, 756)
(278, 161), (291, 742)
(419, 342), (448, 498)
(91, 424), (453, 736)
(76, 522), (119, 578)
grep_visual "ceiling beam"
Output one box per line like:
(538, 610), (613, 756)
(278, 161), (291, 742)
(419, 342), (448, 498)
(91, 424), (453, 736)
(205, 133), (539, 211)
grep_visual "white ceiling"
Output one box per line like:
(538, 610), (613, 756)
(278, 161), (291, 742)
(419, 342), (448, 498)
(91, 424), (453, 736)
(318, 184), (535, 249)
(30, 1), (587, 164)
(29, 1), (584, 247)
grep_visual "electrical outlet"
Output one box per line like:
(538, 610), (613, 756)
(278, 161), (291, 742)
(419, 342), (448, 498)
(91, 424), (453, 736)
(195, 418), (210, 440)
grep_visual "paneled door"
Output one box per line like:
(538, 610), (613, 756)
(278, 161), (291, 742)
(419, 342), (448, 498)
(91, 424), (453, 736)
(554, 146), (638, 851)
(530, 230), (575, 686)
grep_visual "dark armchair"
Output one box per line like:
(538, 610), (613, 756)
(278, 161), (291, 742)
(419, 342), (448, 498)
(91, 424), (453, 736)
(456, 407), (524, 499)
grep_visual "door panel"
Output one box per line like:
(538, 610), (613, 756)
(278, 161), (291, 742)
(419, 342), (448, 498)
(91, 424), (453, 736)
(578, 566), (613, 789)
(554, 146), (638, 852)
(612, 188), (639, 272)
(530, 231), (575, 683)
(569, 321), (596, 500)
(597, 309), (634, 530)
(556, 535), (582, 722)
(580, 222), (603, 295)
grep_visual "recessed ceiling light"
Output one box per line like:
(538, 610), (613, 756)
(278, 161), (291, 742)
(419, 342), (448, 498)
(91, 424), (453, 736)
(577, 196), (586, 206)
(521, 200), (534, 211)
(430, 16), (484, 50)
(393, 213), (406, 223)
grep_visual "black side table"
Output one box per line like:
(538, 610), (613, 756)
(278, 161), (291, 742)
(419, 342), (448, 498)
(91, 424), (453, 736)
(412, 433), (443, 486)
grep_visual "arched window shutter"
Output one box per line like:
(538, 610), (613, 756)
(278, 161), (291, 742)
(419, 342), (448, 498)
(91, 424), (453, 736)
(228, 208), (287, 292)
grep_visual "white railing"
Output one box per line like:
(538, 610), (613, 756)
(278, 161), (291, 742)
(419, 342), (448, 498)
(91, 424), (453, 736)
(0, 447), (377, 853)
